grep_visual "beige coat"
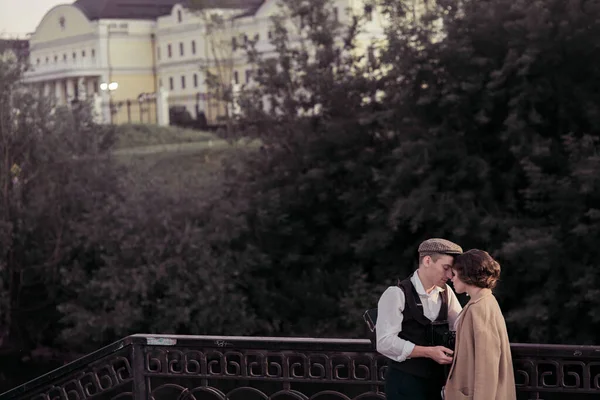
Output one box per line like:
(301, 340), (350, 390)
(444, 289), (516, 400)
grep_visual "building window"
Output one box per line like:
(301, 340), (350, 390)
(63, 54), (67, 61)
(367, 46), (375, 64)
(169, 77), (174, 90)
(234, 70), (239, 84)
(168, 44), (172, 58)
(364, 4), (373, 21)
(245, 69), (251, 83)
(159, 78), (163, 87)
(177, 9), (182, 23)
(268, 31), (272, 39)
(54, 55), (58, 62)
(231, 37), (237, 51)
(93, 80), (98, 93)
(179, 42), (184, 56)
(82, 50), (86, 57)
(72, 52), (76, 60)
(36, 58), (40, 64)
(193, 73), (198, 88)
(181, 75), (186, 89)
(45, 56), (49, 63)
(157, 46), (161, 60)
(254, 33), (259, 42)
(191, 40), (196, 54)
(91, 49), (95, 57)
(243, 34), (248, 44)
(333, 7), (338, 21)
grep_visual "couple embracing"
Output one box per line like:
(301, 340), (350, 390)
(375, 238), (516, 400)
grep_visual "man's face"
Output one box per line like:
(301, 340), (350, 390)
(428, 254), (454, 288)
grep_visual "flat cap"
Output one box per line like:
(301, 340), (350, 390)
(418, 238), (463, 255)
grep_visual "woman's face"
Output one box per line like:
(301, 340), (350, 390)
(450, 268), (467, 294)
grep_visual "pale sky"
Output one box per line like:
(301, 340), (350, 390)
(0, 0), (71, 37)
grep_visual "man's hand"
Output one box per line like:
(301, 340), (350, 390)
(409, 345), (454, 364)
(428, 346), (454, 364)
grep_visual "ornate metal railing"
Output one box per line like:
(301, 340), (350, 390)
(0, 335), (599, 400)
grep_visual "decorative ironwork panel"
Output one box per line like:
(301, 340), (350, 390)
(2, 347), (134, 400)
(512, 344), (600, 396)
(142, 337), (386, 400)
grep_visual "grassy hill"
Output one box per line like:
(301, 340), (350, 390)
(111, 124), (257, 197)
(114, 123), (217, 150)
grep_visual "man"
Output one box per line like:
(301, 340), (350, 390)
(376, 238), (463, 400)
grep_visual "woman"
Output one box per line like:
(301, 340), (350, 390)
(443, 249), (516, 400)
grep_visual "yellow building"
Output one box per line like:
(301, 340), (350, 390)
(225, 0), (387, 116)
(23, 0), (388, 125)
(24, 0), (178, 124)
(155, 1), (265, 124)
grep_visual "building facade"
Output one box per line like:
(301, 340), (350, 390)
(23, 0), (386, 125)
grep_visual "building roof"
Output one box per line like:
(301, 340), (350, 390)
(190, 0), (264, 9)
(73, 0), (265, 21)
(232, 0), (266, 18)
(74, 0), (180, 20)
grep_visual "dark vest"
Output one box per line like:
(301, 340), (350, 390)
(389, 275), (449, 381)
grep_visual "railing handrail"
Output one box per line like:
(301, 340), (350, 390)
(2, 334), (600, 399)
(132, 333), (600, 347)
(131, 333), (371, 343)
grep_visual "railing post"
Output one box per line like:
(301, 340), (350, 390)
(132, 343), (148, 400)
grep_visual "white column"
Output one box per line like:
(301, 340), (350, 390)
(43, 82), (51, 97)
(77, 77), (87, 100)
(99, 69), (112, 123)
(66, 78), (75, 103)
(87, 78), (95, 96)
(54, 80), (62, 104)
(92, 93), (104, 124)
(101, 91), (111, 124)
(98, 24), (109, 71)
(156, 87), (170, 126)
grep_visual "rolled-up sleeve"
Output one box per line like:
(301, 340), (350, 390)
(375, 286), (415, 362)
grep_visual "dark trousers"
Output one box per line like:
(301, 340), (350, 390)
(385, 367), (443, 400)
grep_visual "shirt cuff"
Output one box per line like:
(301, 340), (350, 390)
(403, 341), (416, 360)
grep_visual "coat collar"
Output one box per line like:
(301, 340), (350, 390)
(467, 288), (493, 304)
(454, 288), (493, 329)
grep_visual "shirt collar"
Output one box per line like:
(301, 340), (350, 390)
(411, 270), (446, 296)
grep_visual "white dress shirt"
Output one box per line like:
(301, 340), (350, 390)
(375, 271), (462, 363)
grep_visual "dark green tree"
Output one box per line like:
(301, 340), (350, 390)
(0, 52), (117, 354)
(57, 148), (260, 352)
(218, 0), (600, 343)
(376, 0), (600, 343)
(214, 0), (403, 336)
